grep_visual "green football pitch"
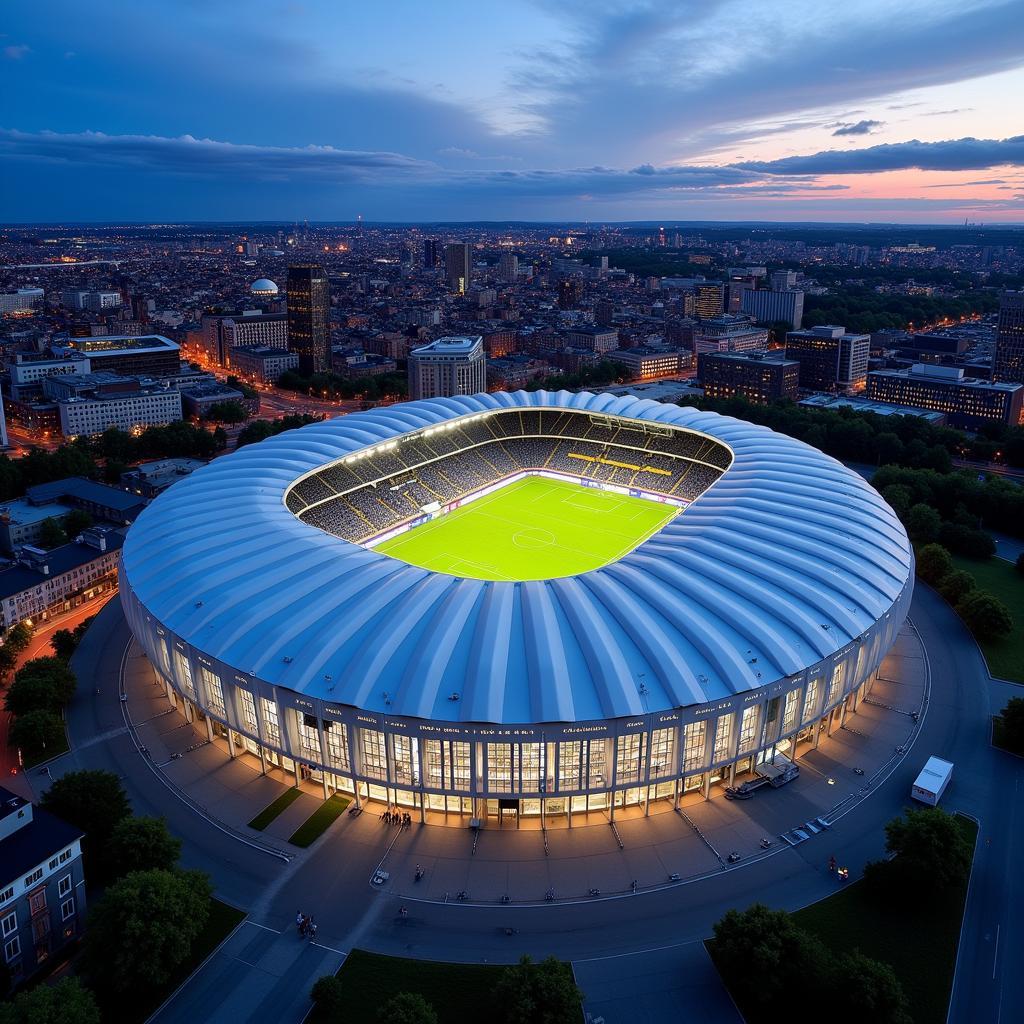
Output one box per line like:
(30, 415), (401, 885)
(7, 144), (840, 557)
(375, 476), (680, 581)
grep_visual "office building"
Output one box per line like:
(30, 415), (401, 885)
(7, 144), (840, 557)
(565, 327), (619, 354)
(0, 788), (86, 987)
(786, 325), (870, 392)
(444, 243), (472, 294)
(423, 240), (440, 269)
(8, 354), (91, 399)
(694, 283), (725, 319)
(52, 378), (182, 437)
(287, 265), (330, 375)
(179, 382), (258, 420)
(994, 291), (1024, 384)
(408, 335), (486, 400)
(229, 345), (300, 384)
(51, 335), (181, 378)
(608, 347), (692, 379)
(0, 288), (44, 315)
(770, 270), (798, 291)
(866, 364), (1024, 430)
(120, 458), (207, 499)
(699, 350), (800, 404)
(693, 317), (769, 355)
(741, 288), (805, 329)
(61, 289), (122, 312)
(201, 311), (288, 367)
(498, 252), (519, 284)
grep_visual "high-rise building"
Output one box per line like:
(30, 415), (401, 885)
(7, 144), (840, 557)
(741, 288), (805, 329)
(770, 270), (798, 291)
(558, 278), (584, 310)
(786, 325), (870, 393)
(408, 336), (486, 400)
(498, 252), (519, 284)
(286, 264), (330, 375)
(444, 243), (472, 294)
(693, 283), (725, 319)
(202, 311), (288, 367)
(0, 287), (44, 315)
(699, 350), (800, 405)
(423, 239), (440, 269)
(994, 291), (1024, 384)
(692, 316), (769, 355)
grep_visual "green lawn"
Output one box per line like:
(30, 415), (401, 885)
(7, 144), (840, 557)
(791, 816), (978, 1024)
(288, 794), (351, 847)
(20, 729), (70, 769)
(375, 476), (679, 581)
(103, 897), (245, 1024)
(247, 786), (302, 830)
(309, 950), (574, 1024)
(951, 555), (1024, 682)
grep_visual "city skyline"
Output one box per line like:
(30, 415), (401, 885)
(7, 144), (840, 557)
(3, 0), (1024, 223)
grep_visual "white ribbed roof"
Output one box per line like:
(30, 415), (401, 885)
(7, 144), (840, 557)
(121, 390), (913, 724)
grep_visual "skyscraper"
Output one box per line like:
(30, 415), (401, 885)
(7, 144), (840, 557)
(498, 251), (519, 284)
(994, 291), (1024, 384)
(286, 264), (330, 375)
(694, 283), (725, 319)
(786, 325), (870, 393)
(423, 239), (440, 269)
(408, 336), (486, 400)
(444, 243), (471, 294)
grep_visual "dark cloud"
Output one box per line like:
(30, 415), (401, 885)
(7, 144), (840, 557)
(735, 135), (1024, 175)
(832, 120), (884, 136)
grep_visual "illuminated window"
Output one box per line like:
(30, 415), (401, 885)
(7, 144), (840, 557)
(558, 741), (583, 791)
(682, 721), (707, 771)
(615, 733), (644, 784)
(238, 689), (259, 738)
(738, 705), (761, 754)
(393, 735), (419, 786)
(802, 678), (821, 724)
(782, 689), (801, 734)
(174, 650), (195, 698)
(588, 739), (608, 789)
(518, 743), (543, 791)
(324, 722), (350, 772)
(487, 743), (513, 793)
(450, 742), (471, 790)
(296, 712), (320, 761)
(260, 698), (280, 746)
(425, 740), (444, 789)
(826, 662), (846, 707)
(200, 668), (226, 717)
(648, 728), (674, 779)
(712, 714), (733, 763)
(360, 729), (387, 779)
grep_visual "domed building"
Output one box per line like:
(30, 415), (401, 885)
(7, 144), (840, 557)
(249, 278), (278, 299)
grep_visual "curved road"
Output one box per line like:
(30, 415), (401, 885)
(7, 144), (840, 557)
(38, 584), (1023, 1023)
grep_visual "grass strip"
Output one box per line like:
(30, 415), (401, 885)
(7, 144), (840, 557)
(288, 793), (351, 847)
(951, 555), (1024, 683)
(247, 786), (302, 830)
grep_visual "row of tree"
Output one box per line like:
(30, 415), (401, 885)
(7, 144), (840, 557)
(524, 359), (631, 393)
(235, 413), (324, 449)
(712, 807), (973, 1024)
(916, 544), (1013, 641)
(4, 656), (77, 763)
(278, 369), (409, 401)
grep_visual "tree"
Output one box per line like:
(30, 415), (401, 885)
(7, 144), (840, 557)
(41, 770), (131, 876)
(82, 868), (211, 996)
(37, 516), (68, 549)
(904, 503), (941, 545)
(310, 975), (346, 1019)
(879, 484), (913, 519)
(999, 696), (1024, 753)
(494, 955), (584, 1024)
(866, 807), (973, 896)
(51, 628), (78, 662)
(4, 658), (77, 714)
(109, 815), (182, 878)
(0, 978), (101, 1024)
(956, 589), (1013, 642)
(937, 569), (975, 605)
(9, 709), (65, 758)
(1016, 552), (1024, 577)
(831, 949), (911, 1024)
(204, 400), (248, 424)
(915, 543), (952, 586)
(0, 621), (34, 674)
(63, 508), (93, 537)
(378, 992), (439, 1024)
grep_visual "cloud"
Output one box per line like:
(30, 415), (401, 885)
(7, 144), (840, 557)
(922, 178), (1006, 188)
(832, 120), (884, 136)
(3, 44), (30, 59)
(735, 135), (1024, 175)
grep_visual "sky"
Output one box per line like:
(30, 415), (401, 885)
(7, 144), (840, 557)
(2, 0), (1024, 223)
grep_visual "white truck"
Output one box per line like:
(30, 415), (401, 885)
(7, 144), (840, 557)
(911, 756), (953, 806)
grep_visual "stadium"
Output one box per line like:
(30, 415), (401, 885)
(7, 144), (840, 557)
(119, 390), (914, 823)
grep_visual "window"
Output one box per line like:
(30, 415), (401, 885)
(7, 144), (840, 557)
(359, 729), (387, 780)
(648, 728), (674, 779)
(712, 714), (734, 763)
(4, 937), (19, 963)
(61, 899), (75, 922)
(738, 705), (761, 754)
(392, 735), (419, 786)
(201, 668), (226, 717)
(24, 869), (42, 888)
(1, 913), (15, 938)
(325, 722), (350, 772)
(28, 890), (46, 917)
(450, 742), (471, 791)
(518, 743), (544, 792)
(174, 650), (195, 698)
(615, 733), (644, 785)
(826, 662), (846, 707)
(682, 721), (707, 771)
(425, 739), (444, 790)
(487, 743), (513, 793)
(587, 739), (608, 789)
(57, 875), (71, 898)
(238, 689), (259, 737)
(558, 741), (583, 791)
(782, 689), (801, 735)
(296, 713), (320, 761)
(802, 678), (821, 724)
(260, 698), (281, 747)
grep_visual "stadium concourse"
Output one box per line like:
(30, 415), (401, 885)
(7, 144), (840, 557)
(119, 390), (914, 826)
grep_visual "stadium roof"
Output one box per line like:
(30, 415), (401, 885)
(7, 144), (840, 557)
(121, 390), (913, 725)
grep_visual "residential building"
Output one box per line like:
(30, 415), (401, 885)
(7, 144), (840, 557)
(0, 527), (123, 629)
(866, 363), (1024, 430)
(0, 500), (73, 553)
(51, 335), (181, 378)
(201, 311), (288, 366)
(693, 316), (769, 355)
(0, 289), (44, 315)
(444, 243), (472, 294)
(408, 335), (486, 400)
(994, 290), (1024, 384)
(229, 345), (299, 384)
(25, 477), (146, 526)
(699, 350), (800, 404)
(786, 325), (870, 392)
(120, 458), (207, 499)
(179, 382), (258, 420)
(565, 327), (619, 354)
(52, 379), (182, 437)
(286, 265), (330, 375)
(740, 288), (805, 329)
(0, 788), (86, 987)
(607, 347), (692, 379)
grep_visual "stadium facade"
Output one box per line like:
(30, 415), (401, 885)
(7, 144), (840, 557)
(120, 391), (914, 821)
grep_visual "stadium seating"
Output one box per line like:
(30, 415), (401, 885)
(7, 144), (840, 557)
(292, 409), (729, 543)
